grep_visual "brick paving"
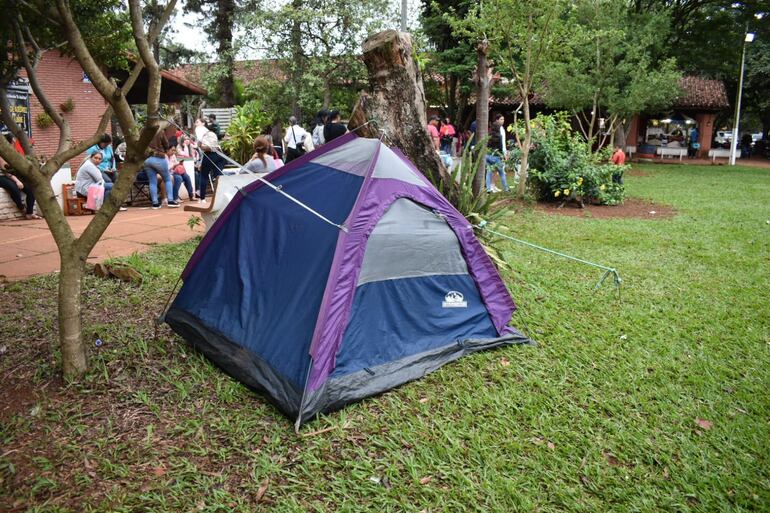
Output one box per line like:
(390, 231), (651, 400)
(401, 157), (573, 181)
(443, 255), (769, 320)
(0, 206), (204, 281)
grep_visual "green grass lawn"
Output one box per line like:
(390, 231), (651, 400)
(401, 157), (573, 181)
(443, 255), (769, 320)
(1, 163), (768, 512)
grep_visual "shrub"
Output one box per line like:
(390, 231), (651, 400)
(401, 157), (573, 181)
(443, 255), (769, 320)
(525, 112), (627, 205)
(431, 140), (511, 269)
(220, 100), (271, 164)
(35, 112), (53, 129)
(60, 98), (75, 113)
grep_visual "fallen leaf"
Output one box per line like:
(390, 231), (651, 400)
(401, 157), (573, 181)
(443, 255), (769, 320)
(84, 457), (95, 470)
(152, 466), (166, 477)
(547, 442), (555, 450)
(663, 467), (670, 480)
(531, 437), (545, 446)
(369, 476), (382, 484)
(419, 397), (429, 403)
(603, 452), (620, 467)
(419, 476), (433, 485)
(500, 357), (511, 367)
(196, 500), (205, 511)
(694, 418), (712, 430)
(255, 477), (269, 502)
(580, 475), (590, 486)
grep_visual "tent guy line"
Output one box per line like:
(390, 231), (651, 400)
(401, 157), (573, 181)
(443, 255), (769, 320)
(475, 220), (622, 298)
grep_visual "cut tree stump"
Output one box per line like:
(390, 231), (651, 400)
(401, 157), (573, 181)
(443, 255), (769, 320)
(348, 30), (448, 185)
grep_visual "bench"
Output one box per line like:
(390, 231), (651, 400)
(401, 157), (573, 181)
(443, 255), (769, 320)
(708, 148), (737, 162)
(656, 147), (687, 161)
(184, 172), (266, 231)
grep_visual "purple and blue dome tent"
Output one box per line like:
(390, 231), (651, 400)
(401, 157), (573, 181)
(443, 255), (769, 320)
(165, 133), (530, 427)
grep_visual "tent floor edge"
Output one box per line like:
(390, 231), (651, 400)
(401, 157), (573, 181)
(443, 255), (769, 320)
(165, 307), (303, 423)
(299, 329), (532, 423)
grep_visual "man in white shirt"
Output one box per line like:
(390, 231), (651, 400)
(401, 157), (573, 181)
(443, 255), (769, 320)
(283, 116), (309, 163)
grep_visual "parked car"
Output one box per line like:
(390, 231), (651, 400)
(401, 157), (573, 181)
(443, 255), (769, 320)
(714, 130), (734, 147)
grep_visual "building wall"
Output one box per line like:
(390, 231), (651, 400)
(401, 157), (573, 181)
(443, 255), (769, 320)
(23, 51), (108, 178)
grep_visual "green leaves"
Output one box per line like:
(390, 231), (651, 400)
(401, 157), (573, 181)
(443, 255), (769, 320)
(220, 100), (271, 163)
(544, 0), (682, 131)
(527, 112), (627, 205)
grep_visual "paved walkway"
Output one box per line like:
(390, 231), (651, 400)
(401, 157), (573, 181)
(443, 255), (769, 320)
(0, 207), (204, 281)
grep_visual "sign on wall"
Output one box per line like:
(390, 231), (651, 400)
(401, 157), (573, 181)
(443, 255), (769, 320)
(0, 78), (33, 138)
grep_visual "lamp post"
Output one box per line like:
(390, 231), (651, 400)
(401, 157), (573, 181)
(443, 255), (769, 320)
(730, 31), (755, 165)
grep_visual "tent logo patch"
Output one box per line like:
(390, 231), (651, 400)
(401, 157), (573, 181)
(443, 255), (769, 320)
(442, 291), (467, 308)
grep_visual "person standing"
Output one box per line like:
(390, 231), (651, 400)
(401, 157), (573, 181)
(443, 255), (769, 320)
(144, 129), (179, 209)
(485, 113), (509, 193)
(688, 126), (699, 158)
(611, 144), (626, 184)
(323, 110), (347, 143)
(195, 118), (224, 203)
(206, 114), (221, 139)
(426, 115), (440, 151)
(439, 117), (456, 155)
(312, 109), (328, 147)
(283, 116), (309, 163)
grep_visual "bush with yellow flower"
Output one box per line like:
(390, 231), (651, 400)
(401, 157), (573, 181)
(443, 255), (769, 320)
(522, 113), (626, 205)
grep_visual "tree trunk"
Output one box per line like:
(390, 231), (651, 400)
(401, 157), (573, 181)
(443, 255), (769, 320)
(473, 39), (491, 196)
(447, 75), (458, 122)
(216, 0), (236, 107)
(58, 248), (87, 378)
(348, 30), (447, 185)
(322, 76), (332, 110)
(289, 0), (303, 119)
(517, 97), (532, 198)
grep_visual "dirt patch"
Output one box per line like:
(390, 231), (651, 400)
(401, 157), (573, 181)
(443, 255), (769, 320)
(534, 197), (676, 220)
(626, 168), (651, 177)
(0, 381), (39, 422)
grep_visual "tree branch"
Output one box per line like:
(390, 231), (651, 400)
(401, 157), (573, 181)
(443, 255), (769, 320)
(54, 0), (117, 101)
(12, 18), (70, 155)
(40, 107), (113, 179)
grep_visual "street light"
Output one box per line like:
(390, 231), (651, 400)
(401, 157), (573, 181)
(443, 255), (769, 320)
(730, 31), (755, 165)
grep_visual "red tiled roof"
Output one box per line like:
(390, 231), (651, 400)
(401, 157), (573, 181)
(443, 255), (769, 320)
(170, 60), (287, 85)
(674, 76), (729, 110)
(471, 76), (729, 111)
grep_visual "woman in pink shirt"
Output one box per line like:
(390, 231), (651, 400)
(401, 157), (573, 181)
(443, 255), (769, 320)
(427, 115), (440, 150)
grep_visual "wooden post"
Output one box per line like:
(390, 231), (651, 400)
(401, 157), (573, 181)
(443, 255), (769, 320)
(348, 30), (447, 185)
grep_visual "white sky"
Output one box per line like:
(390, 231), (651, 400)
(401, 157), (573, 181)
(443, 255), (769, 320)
(169, 0), (421, 61)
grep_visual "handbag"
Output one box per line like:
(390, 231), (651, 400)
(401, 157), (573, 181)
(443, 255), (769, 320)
(291, 127), (306, 156)
(85, 184), (104, 210)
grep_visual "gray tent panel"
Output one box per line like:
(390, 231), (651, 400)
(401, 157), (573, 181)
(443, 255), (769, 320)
(371, 146), (427, 186)
(357, 198), (469, 286)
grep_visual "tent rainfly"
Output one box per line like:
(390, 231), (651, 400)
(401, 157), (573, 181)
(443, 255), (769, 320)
(165, 133), (531, 427)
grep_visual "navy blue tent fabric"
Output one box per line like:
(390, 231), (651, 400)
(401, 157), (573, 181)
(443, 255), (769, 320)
(166, 135), (530, 426)
(331, 274), (497, 378)
(173, 165), (363, 388)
